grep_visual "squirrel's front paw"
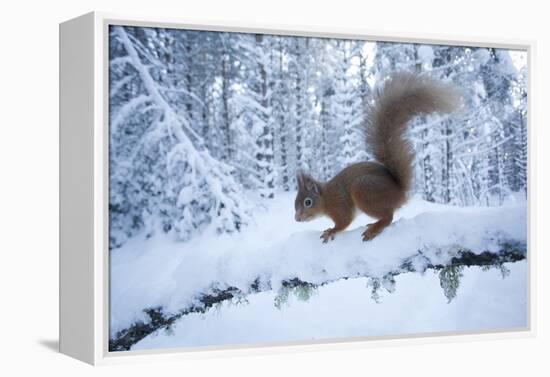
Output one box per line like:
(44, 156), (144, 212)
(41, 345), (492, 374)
(320, 228), (337, 243)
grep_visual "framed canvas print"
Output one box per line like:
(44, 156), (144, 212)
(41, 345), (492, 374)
(59, 12), (533, 365)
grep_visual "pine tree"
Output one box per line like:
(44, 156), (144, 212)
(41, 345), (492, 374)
(109, 26), (252, 247)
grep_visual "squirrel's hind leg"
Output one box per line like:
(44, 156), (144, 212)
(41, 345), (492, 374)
(362, 214), (393, 241)
(349, 177), (397, 241)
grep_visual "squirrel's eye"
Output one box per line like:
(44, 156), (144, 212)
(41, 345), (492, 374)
(304, 198), (313, 208)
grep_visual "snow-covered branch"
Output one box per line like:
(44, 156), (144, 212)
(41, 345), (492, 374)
(110, 241), (524, 351)
(109, 203), (526, 351)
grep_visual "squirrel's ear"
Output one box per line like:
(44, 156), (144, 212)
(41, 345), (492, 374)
(296, 172), (304, 188)
(305, 177), (321, 196)
(297, 171), (321, 195)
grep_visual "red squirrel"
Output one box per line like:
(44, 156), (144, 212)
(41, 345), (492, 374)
(294, 72), (461, 243)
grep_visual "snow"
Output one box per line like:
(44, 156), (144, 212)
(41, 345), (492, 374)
(132, 261), (527, 350)
(474, 48), (491, 67)
(496, 49), (518, 76)
(417, 45), (434, 67)
(110, 192), (527, 338)
(509, 50), (527, 72)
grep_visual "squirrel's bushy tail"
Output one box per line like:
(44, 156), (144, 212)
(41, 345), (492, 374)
(364, 72), (461, 192)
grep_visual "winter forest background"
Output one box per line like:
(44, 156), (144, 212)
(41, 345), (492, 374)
(109, 25), (527, 249)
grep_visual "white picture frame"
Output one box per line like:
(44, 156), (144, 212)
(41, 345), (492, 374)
(59, 11), (535, 365)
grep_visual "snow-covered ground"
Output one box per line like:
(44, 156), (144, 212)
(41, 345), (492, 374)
(110, 192), (528, 346)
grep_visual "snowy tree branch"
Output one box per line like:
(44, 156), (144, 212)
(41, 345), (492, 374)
(109, 238), (525, 351)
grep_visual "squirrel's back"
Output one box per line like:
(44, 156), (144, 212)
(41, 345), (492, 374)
(364, 72), (461, 192)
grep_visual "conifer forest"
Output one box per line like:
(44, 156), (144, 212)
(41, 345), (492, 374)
(109, 26), (527, 248)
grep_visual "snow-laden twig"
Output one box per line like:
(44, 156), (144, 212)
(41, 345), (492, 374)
(109, 74), (134, 98)
(454, 135), (513, 159)
(109, 94), (151, 135)
(157, 85), (206, 107)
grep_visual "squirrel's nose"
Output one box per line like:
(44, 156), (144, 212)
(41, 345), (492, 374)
(294, 213), (301, 222)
